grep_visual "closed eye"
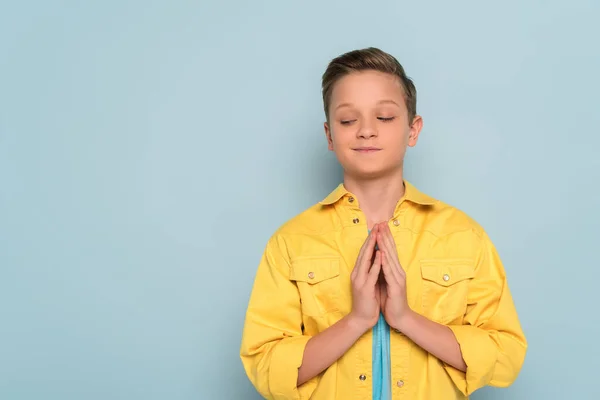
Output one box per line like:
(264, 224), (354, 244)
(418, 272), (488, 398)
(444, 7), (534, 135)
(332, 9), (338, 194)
(340, 119), (357, 125)
(378, 117), (395, 122)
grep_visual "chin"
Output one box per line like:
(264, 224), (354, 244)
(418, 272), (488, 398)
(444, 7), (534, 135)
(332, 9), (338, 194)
(337, 156), (402, 179)
(344, 165), (396, 180)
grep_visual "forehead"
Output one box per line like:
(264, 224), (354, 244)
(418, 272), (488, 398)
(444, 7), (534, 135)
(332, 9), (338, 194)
(330, 70), (405, 108)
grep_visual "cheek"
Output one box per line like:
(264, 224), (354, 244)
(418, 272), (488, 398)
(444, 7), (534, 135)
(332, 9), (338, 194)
(383, 126), (409, 145)
(330, 128), (352, 144)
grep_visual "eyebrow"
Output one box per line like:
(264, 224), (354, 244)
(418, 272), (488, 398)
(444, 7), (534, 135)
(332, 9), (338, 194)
(334, 99), (400, 111)
(377, 99), (401, 107)
(334, 103), (353, 111)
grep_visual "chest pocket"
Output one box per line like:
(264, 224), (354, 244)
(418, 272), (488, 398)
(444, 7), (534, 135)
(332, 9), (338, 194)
(290, 257), (342, 317)
(420, 260), (475, 324)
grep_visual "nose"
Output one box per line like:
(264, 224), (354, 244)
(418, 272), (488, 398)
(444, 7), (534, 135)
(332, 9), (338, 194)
(357, 120), (377, 139)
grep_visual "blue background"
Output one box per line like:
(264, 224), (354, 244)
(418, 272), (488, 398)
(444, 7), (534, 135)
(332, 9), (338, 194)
(1, 1), (598, 399)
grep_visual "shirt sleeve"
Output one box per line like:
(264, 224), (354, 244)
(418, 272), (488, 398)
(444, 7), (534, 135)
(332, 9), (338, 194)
(444, 231), (528, 396)
(240, 234), (319, 400)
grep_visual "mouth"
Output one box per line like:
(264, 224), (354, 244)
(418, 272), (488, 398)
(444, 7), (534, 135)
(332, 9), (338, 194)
(353, 147), (382, 153)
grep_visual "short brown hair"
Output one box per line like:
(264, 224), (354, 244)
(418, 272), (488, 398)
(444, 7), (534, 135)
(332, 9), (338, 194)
(321, 47), (417, 124)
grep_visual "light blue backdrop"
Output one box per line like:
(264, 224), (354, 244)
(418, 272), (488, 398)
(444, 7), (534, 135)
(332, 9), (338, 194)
(1, 1), (598, 399)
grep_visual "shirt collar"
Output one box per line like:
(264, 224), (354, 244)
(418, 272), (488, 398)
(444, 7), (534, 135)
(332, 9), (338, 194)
(318, 180), (437, 206)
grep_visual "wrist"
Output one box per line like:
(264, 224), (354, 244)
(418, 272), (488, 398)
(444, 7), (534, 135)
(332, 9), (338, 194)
(345, 313), (375, 336)
(392, 309), (417, 333)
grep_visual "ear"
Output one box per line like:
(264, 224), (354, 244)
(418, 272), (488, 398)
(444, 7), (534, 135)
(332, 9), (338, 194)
(408, 115), (423, 147)
(324, 121), (334, 151)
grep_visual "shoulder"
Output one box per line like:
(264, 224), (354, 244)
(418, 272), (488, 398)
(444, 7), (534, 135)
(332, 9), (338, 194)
(400, 180), (485, 239)
(273, 202), (333, 237)
(260, 199), (337, 260)
(409, 195), (486, 241)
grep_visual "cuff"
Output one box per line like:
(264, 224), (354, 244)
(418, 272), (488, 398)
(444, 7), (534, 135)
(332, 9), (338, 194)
(445, 325), (497, 396)
(269, 335), (315, 400)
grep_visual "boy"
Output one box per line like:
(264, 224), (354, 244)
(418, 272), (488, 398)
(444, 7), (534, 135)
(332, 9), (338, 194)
(240, 47), (527, 399)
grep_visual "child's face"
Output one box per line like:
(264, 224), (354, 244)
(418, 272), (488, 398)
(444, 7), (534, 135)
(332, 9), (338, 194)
(324, 70), (422, 179)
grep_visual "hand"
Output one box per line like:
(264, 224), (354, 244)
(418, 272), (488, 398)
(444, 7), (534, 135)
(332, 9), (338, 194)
(349, 230), (382, 332)
(374, 222), (411, 332)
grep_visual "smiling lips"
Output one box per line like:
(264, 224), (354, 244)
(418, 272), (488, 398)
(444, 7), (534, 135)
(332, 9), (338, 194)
(353, 147), (382, 153)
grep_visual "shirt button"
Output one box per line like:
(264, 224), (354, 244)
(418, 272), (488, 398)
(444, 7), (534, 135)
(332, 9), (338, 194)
(308, 272), (315, 279)
(443, 274), (450, 282)
(397, 380), (404, 387)
(352, 218), (360, 224)
(393, 219), (400, 226)
(348, 196), (355, 203)
(359, 374), (366, 381)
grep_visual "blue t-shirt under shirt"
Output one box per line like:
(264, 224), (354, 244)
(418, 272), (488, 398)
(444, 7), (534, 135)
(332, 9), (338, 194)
(369, 229), (391, 400)
(372, 313), (391, 399)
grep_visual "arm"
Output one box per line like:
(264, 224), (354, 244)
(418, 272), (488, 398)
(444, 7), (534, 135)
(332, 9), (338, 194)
(377, 223), (466, 371)
(241, 231), (381, 399)
(299, 237), (381, 385)
(297, 314), (368, 385)
(395, 310), (467, 371)
(440, 232), (527, 395)
(401, 231), (527, 396)
(240, 235), (317, 400)
(378, 224), (527, 396)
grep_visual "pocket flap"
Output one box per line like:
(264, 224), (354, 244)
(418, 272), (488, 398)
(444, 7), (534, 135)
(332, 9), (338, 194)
(420, 260), (475, 287)
(290, 257), (340, 284)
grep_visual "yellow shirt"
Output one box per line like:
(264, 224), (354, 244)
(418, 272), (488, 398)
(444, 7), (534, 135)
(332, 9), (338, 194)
(240, 181), (527, 399)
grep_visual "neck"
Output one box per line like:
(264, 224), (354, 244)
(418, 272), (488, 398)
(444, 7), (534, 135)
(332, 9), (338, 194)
(343, 168), (405, 229)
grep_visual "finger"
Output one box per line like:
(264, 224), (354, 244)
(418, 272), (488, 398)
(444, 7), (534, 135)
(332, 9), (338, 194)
(386, 223), (401, 256)
(388, 242), (406, 279)
(384, 246), (405, 285)
(380, 250), (401, 285)
(366, 250), (382, 287)
(397, 260), (406, 278)
(352, 230), (374, 281)
(357, 229), (377, 281)
(378, 224), (396, 255)
(375, 228), (394, 261)
(371, 224), (383, 252)
(380, 225), (405, 278)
